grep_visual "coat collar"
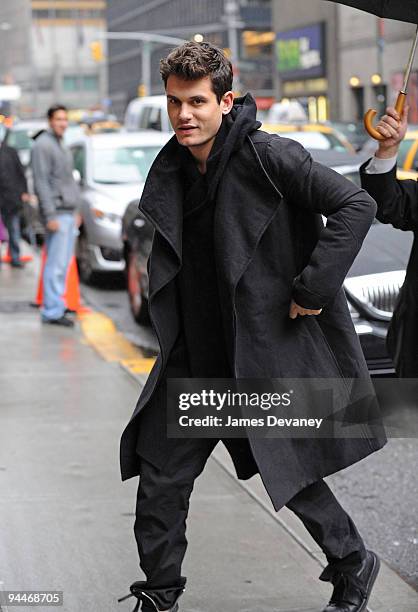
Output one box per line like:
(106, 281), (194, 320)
(139, 135), (184, 261)
(140, 131), (283, 293)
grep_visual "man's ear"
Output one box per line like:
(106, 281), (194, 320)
(221, 91), (234, 115)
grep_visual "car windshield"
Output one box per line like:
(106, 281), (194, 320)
(7, 129), (35, 150)
(278, 131), (348, 151)
(92, 145), (162, 184)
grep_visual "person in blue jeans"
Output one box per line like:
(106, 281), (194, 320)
(32, 105), (81, 327)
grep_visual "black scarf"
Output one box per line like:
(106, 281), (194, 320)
(173, 93), (260, 377)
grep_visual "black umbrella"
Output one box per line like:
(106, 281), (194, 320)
(324, 0), (418, 139)
(324, 0), (417, 24)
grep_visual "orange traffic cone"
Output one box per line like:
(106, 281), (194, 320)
(0, 246), (33, 263)
(35, 247), (90, 314)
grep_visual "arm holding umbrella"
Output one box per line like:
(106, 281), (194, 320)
(364, 28), (418, 141)
(360, 105), (418, 231)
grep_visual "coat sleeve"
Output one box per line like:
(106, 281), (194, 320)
(32, 141), (56, 222)
(265, 136), (377, 310)
(360, 160), (418, 231)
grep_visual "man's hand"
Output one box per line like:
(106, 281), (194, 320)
(375, 104), (409, 159)
(74, 213), (83, 228)
(46, 219), (60, 232)
(21, 192), (30, 203)
(289, 299), (322, 319)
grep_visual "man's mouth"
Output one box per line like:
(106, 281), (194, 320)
(177, 125), (197, 132)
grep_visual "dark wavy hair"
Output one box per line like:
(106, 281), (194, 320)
(47, 104), (67, 119)
(160, 42), (233, 103)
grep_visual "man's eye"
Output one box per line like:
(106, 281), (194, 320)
(193, 99), (203, 104)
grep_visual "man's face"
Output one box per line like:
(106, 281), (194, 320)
(166, 75), (233, 153)
(49, 110), (68, 138)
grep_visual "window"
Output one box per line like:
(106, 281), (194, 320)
(33, 9), (103, 19)
(63, 75), (98, 92)
(137, 107), (163, 131)
(146, 107), (162, 131)
(71, 146), (86, 180)
(138, 107), (152, 130)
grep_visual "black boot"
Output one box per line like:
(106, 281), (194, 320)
(118, 581), (185, 612)
(320, 550), (380, 612)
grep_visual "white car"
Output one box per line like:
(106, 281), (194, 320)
(70, 130), (171, 283)
(124, 95), (173, 133)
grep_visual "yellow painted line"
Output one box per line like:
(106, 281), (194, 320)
(121, 358), (155, 374)
(78, 311), (156, 375)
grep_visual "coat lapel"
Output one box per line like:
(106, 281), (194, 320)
(139, 136), (184, 298)
(214, 135), (284, 292)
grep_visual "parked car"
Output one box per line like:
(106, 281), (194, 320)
(124, 95), (173, 133)
(5, 119), (47, 167)
(261, 122), (355, 153)
(70, 130), (170, 283)
(344, 224), (411, 376)
(331, 121), (370, 152)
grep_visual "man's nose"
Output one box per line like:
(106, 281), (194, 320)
(178, 104), (193, 121)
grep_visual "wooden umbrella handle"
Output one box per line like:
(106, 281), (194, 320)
(364, 91), (407, 140)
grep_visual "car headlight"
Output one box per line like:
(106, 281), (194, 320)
(91, 207), (122, 224)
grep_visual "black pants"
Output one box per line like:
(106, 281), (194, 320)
(134, 438), (366, 610)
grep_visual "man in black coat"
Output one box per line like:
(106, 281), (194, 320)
(0, 133), (28, 267)
(119, 43), (385, 612)
(360, 104), (418, 376)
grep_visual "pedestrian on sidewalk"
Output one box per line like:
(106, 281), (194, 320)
(360, 104), (418, 377)
(119, 42), (386, 612)
(0, 131), (29, 268)
(31, 105), (81, 327)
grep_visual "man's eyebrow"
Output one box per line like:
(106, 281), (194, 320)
(166, 94), (208, 101)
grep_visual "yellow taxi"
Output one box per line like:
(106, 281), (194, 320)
(261, 122), (355, 154)
(396, 129), (418, 180)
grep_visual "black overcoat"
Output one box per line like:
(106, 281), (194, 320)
(0, 141), (28, 216)
(120, 118), (387, 510)
(360, 162), (418, 376)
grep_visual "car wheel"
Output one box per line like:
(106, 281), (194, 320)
(77, 232), (97, 285)
(126, 248), (149, 324)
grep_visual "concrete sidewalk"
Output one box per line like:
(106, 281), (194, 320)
(0, 251), (416, 612)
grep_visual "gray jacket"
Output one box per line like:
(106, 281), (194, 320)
(31, 129), (80, 223)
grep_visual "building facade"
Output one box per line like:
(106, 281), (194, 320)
(0, 0), (32, 116)
(106, 0), (274, 120)
(337, 5), (418, 123)
(272, 0), (418, 123)
(272, 0), (339, 122)
(0, 0), (107, 118)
